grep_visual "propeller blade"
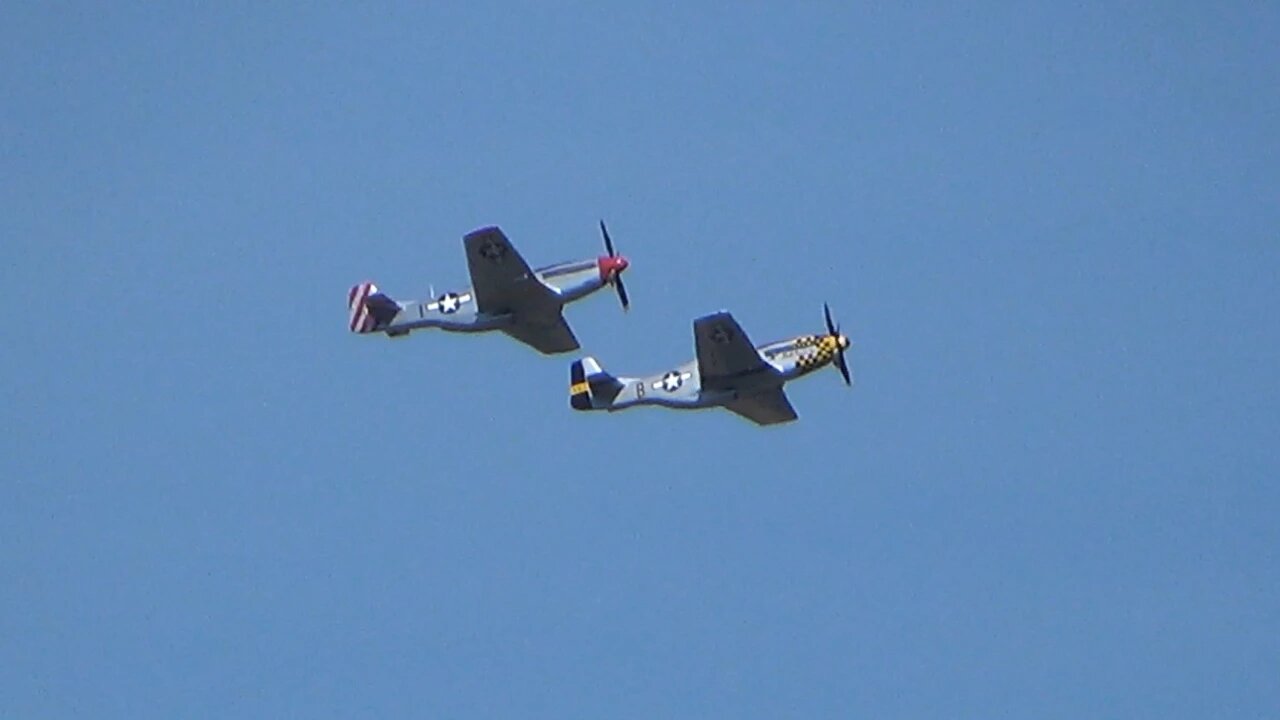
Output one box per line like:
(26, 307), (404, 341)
(614, 272), (630, 310)
(835, 348), (852, 386)
(600, 220), (616, 257)
(823, 302), (851, 386)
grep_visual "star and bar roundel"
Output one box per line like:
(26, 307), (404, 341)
(426, 292), (471, 314)
(652, 370), (691, 392)
(479, 238), (508, 262)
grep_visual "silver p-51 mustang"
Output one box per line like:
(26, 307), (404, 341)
(570, 305), (852, 425)
(348, 222), (630, 354)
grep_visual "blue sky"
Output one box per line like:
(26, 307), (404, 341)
(3, 3), (1278, 717)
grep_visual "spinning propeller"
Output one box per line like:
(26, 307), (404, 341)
(823, 302), (853, 386)
(599, 220), (630, 310)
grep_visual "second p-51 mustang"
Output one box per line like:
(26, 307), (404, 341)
(570, 305), (852, 425)
(348, 222), (631, 354)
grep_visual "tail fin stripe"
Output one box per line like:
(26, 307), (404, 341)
(348, 282), (376, 333)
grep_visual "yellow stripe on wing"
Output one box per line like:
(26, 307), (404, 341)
(570, 381), (590, 396)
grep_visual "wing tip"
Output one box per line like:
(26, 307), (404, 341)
(464, 225), (504, 240)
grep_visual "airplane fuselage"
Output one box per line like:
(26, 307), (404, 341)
(603, 333), (845, 411)
(378, 259), (608, 336)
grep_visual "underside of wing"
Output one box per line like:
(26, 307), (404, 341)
(464, 226), (553, 315)
(724, 387), (799, 426)
(693, 311), (771, 387)
(502, 314), (581, 355)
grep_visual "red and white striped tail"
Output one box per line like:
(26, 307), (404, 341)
(347, 281), (379, 333)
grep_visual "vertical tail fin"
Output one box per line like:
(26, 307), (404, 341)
(570, 356), (624, 410)
(570, 358), (593, 410)
(347, 282), (399, 334)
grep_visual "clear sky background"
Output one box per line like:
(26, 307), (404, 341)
(3, 3), (1278, 717)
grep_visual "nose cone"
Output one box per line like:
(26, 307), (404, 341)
(838, 334), (851, 350)
(598, 255), (630, 280)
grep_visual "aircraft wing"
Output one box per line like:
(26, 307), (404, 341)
(724, 387), (799, 426)
(463, 226), (552, 315)
(502, 314), (581, 355)
(693, 311), (771, 387)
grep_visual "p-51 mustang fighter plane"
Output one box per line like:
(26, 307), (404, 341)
(348, 222), (631, 354)
(570, 305), (852, 425)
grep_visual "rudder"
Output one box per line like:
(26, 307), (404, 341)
(570, 356), (624, 410)
(347, 281), (399, 333)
